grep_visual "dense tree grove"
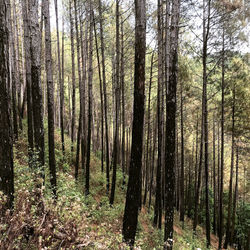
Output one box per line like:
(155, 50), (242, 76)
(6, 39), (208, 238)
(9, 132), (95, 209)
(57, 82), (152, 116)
(0, 0), (249, 249)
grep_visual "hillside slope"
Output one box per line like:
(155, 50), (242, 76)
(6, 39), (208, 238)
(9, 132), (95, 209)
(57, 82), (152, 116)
(0, 123), (227, 249)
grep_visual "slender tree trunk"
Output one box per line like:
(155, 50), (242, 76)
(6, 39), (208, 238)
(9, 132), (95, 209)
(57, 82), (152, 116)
(149, 113), (157, 209)
(121, 17), (126, 186)
(61, 17), (65, 147)
(154, 0), (162, 229)
(193, 114), (205, 234)
(43, 0), (57, 197)
(110, 0), (120, 205)
(98, 0), (110, 193)
(224, 83), (235, 248)
(21, 0), (34, 166)
(213, 113), (217, 234)
(180, 80), (185, 223)
(203, 1), (211, 246)
(122, 0), (146, 245)
(54, 0), (64, 155)
(13, 0), (22, 131)
(70, 0), (76, 153)
(68, 76), (71, 136)
(85, 3), (93, 195)
(230, 144), (238, 244)
(93, 15), (104, 173)
(143, 51), (154, 205)
(176, 123), (179, 211)
(74, 0), (84, 180)
(20, 12), (27, 120)
(10, 6), (18, 141)
(80, 12), (87, 173)
(0, 0), (14, 209)
(194, 112), (199, 198)
(187, 137), (194, 218)
(29, 0), (44, 170)
(219, 24), (225, 250)
(164, 1), (180, 248)
(217, 120), (221, 236)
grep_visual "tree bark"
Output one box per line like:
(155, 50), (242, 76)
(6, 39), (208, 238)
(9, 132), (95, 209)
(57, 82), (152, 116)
(212, 113), (217, 234)
(10, 5), (18, 141)
(74, 0), (83, 180)
(70, 0), (76, 153)
(80, 11), (87, 174)
(122, 0), (146, 245)
(179, 79), (185, 223)
(0, 0), (14, 209)
(13, 0), (22, 131)
(98, 0), (110, 193)
(230, 144), (238, 244)
(219, 24), (225, 250)
(21, 0), (34, 167)
(149, 112), (157, 209)
(224, 82), (235, 248)
(110, 0), (120, 205)
(121, 17), (126, 186)
(154, 0), (162, 229)
(143, 51), (154, 206)
(202, 0), (211, 246)
(29, 0), (44, 171)
(93, 15), (104, 173)
(54, 0), (64, 155)
(43, 0), (57, 197)
(217, 120), (221, 236)
(85, 2), (93, 195)
(164, 0), (180, 248)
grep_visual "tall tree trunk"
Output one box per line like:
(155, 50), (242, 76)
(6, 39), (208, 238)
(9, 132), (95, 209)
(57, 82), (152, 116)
(121, 17), (126, 186)
(224, 83), (235, 248)
(85, 3), (93, 195)
(175, 123), (179, 211)
(61, 17), (65, 149)
(43, 0), (57, 197)
(180, 79), (185, 223)
(98, 0), (110, 193)
(149, 112), (157, 209)
(20, 12), (27, 120)
(13, 0), (22, 131)
(93, 15), (104, 173)
(230, 144), (238, 244)
(21, 0), (34, 166)
(67, 76), (71, 137)
(54, 0), (64, 155)
(212, 113), (217, 234)
(154, 0), (162, 229)
(0, 0), (14, 209)
(29, 0), (44, 171)
(70, 0), (76, 153)
(74, 0), (84, 180)
(193, 109), (204, 232)
(122, 0), (146, 245)
(75, 111), (81, 180)
(80, 11), (87, 173)
(219, 24), (225, 250)
(10, 5), (18, 141)
(164, 0), (180, 248)
(143, 51), (154, 205)
(203, 0), (211, 246)
(187, 137), (194, 218)
(110, 0), (120, 205)
(217, 120), (221, 236)
(194, 112), (199, 199)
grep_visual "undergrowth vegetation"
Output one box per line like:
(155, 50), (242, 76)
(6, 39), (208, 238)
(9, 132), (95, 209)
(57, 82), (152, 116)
(0, 122), (220, 249)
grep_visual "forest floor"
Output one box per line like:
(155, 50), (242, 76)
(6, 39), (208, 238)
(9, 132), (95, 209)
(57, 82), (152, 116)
(0, 121), (231, 249)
